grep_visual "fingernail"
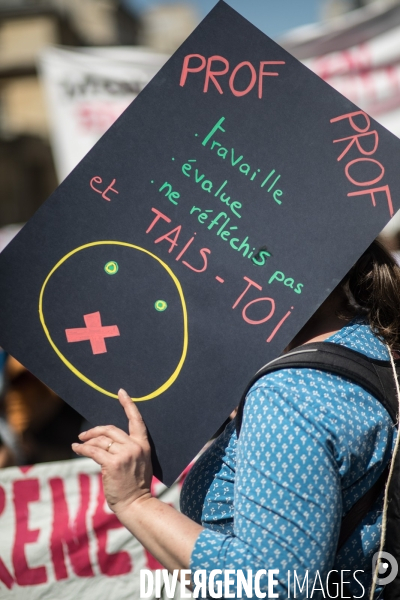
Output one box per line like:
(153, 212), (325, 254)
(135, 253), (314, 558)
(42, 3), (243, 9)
(119, 388), (128, 397)
(78, 431), (86, 439)
(71, 443), (78, 449)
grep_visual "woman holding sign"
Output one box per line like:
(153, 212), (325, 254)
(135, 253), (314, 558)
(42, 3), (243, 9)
(73, 239), (400, 599)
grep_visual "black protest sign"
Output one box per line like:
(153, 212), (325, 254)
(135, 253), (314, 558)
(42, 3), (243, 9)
(0, 1), (399, 484)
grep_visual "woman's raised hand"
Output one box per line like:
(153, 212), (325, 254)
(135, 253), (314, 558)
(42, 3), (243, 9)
(72, 389), (153, 515)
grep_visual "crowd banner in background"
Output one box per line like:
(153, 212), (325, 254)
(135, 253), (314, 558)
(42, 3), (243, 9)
(282, 0), (400, 234)
(39, 47), (168, 182)
(0, 458), (187, 599)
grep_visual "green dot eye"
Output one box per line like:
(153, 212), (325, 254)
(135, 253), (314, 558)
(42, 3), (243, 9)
(155, 300), (167, 312)
(104, 261), (118, 275)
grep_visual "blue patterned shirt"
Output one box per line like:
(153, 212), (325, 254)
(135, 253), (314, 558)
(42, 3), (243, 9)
(180, 320), (396, 598)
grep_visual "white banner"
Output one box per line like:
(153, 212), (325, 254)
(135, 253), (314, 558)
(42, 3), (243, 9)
(0, 458), (188, 599)
(39, 47), (168, 182)
(282, 0), (400, 135)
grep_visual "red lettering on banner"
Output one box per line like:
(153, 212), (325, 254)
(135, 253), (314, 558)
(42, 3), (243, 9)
(18, 466), (33, 474)
(0, 486), (5, 516)
(49, 475), (94, 580)
(12, 479), (47, 585)
(312, 44), (371, 81)
(0, 559), (14, 590)
(93, 476), (131, 576)
(0, 486), (15, 589)
(78, 103), (124, 133)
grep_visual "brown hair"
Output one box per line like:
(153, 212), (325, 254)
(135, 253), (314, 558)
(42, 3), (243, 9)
(343, 239), (400, 349)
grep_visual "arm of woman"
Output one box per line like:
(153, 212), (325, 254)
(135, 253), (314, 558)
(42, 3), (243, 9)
(73, 379), (344, 597)
(72, 389), (203, 573)
(181, 379), (344, 597)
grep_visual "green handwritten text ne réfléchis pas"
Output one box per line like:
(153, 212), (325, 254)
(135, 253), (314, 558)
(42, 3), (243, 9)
(157, 177), (270, 266)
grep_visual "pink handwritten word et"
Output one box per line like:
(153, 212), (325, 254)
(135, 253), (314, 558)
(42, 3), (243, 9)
(90, 177), (119, 202)
(65, 312), (120, 355)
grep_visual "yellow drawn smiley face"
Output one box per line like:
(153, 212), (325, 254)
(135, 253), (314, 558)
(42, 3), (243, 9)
(39, 241), (188, 401)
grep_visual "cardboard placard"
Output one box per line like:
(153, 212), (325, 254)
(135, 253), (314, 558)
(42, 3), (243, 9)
(0, 1), (399, 484)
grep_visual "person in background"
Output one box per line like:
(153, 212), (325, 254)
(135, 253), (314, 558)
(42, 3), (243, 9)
(3, 356), (83, 464)
(0, 225), (84, 466)
(0, 416), (20, 468)
(0, 348), (21, 467)
(385, 230), (400, 267)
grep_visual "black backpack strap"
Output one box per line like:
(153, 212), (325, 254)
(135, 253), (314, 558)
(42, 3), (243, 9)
(325, 464), (389, 599)
(236, 341), (399, 436)
(337, 465), (390, 550)
(235, 340), (400, 599)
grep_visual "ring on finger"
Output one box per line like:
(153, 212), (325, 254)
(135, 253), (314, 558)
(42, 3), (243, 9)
(107, 440), (114, 452)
